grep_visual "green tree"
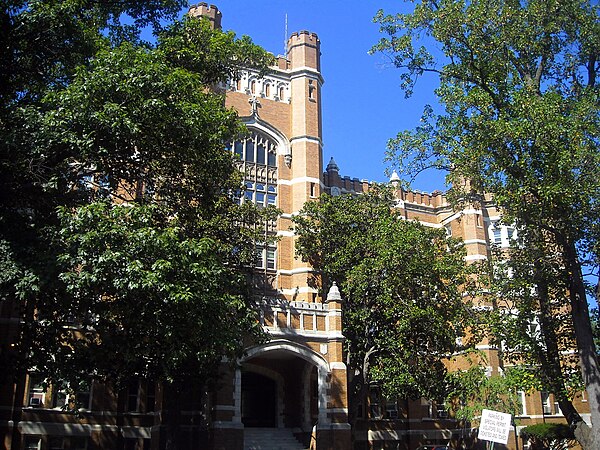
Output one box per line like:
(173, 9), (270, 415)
(0, 3), (275, 446)
(293, 187), (478, 431)
(520, 423), (576, 450)
(373, 0), (600, 447)
(592, 308), (600, 353)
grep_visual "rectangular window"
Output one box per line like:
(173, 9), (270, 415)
(267, 194), (276, 206)
(146, 381), (155, 413)
(369, 389), (382, 420)
(385, 399), (398, 419)
(493, 228), (502, 244)
(255, 192), (265, 207)
(127, 379), (140, 412)
(27, 375), (46, 408)
(256, 145), (265, 164)
(24, 437), (41, 450)
(517, 391), (527, 416)
(553, 399), (561, 415)
(255, 248), (264, 268)
(507, 227), (515, 242)
(245, 141), (254, 162)
(75, 380), (91, 410)
(266, 249), (276, 270)
(541, 392), (552, 415)
(435, 400), (448, 419)
(234, 142), (243, 159)
(51, 383), (68, 410)
(267, 151), (276, 167)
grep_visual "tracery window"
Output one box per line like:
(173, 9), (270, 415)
(226, 130), (278, 288)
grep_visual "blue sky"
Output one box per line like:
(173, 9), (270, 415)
(208, 0), (447, 192)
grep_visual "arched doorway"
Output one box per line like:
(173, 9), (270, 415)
(238, 340), (331, 431)
(241, 372), (277, 427)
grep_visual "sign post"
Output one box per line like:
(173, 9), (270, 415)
(478, 409), (513, 449)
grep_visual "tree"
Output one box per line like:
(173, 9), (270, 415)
(292, 187), (478, 432)
(592, 308), (600, 354)
(373, 0), (600, 447)
(520, 423), (576, 450)
(0, 3), (275, 446)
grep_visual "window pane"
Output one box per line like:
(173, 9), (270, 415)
(267, 151), (276, 167)
(267, 195), (276, 206)
(245, 141), (254, 162)
(255, 248), (264, 268)
(255, 192), (265, 207)
(493, 228), (502, 243)
(24, 437), (41, 450)
(234, 142), (243, 159)
(28, 375), (45, 407)
(128, 380), (139, 412)
(266, 249), (275, 269)
(256, 145), (265, 164)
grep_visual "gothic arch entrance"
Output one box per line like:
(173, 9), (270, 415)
(238, 340), (330, 431)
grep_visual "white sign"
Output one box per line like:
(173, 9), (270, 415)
(478, 409), (512, 444)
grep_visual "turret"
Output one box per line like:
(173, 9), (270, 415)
(188, 2), (222, 29)
(287, 30), (321, 72)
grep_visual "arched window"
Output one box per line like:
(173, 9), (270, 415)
(265, 84), (271, 97)
(228, 130), (278, 277)
(228, 130), (278, 208)
(250, 80), (256, 94)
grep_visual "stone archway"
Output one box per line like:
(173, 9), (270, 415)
(237, 340), (331, 431)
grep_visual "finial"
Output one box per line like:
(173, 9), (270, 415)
(389, 170), (400, 187)
(326, 157), (339, 173)
(326, 282), (342, 303)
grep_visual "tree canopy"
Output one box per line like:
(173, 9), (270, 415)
(0, 1), (275, 394)
(293, 187), (478, 425)
(373, 0), (600, 447)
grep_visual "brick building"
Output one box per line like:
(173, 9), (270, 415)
(0, 3), (590, 450)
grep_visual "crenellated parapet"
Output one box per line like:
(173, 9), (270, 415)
(287, 30), (321, 72)
(188, 2), (222, 29)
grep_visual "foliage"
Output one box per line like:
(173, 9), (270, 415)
(0, 1), (275, 393)
(44, 202), (265, 386)
(445, 354), (525, 421)
(485, 231), (587, 399)
(373, 0), (600, 447)
(591, 308), (600, 355)
(293, 186), (479, 420)
(520, 423), (576, 450)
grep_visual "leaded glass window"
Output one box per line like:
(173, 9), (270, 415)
(228, 130), (278, 292)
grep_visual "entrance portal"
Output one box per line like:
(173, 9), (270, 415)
(241, 372), (277, 427)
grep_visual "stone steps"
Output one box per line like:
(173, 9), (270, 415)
(243, 427), (308, 450)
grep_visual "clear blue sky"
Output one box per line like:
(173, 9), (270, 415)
(205, 0), (447, 192)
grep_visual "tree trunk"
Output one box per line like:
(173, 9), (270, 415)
(563, 241), (600, 450)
